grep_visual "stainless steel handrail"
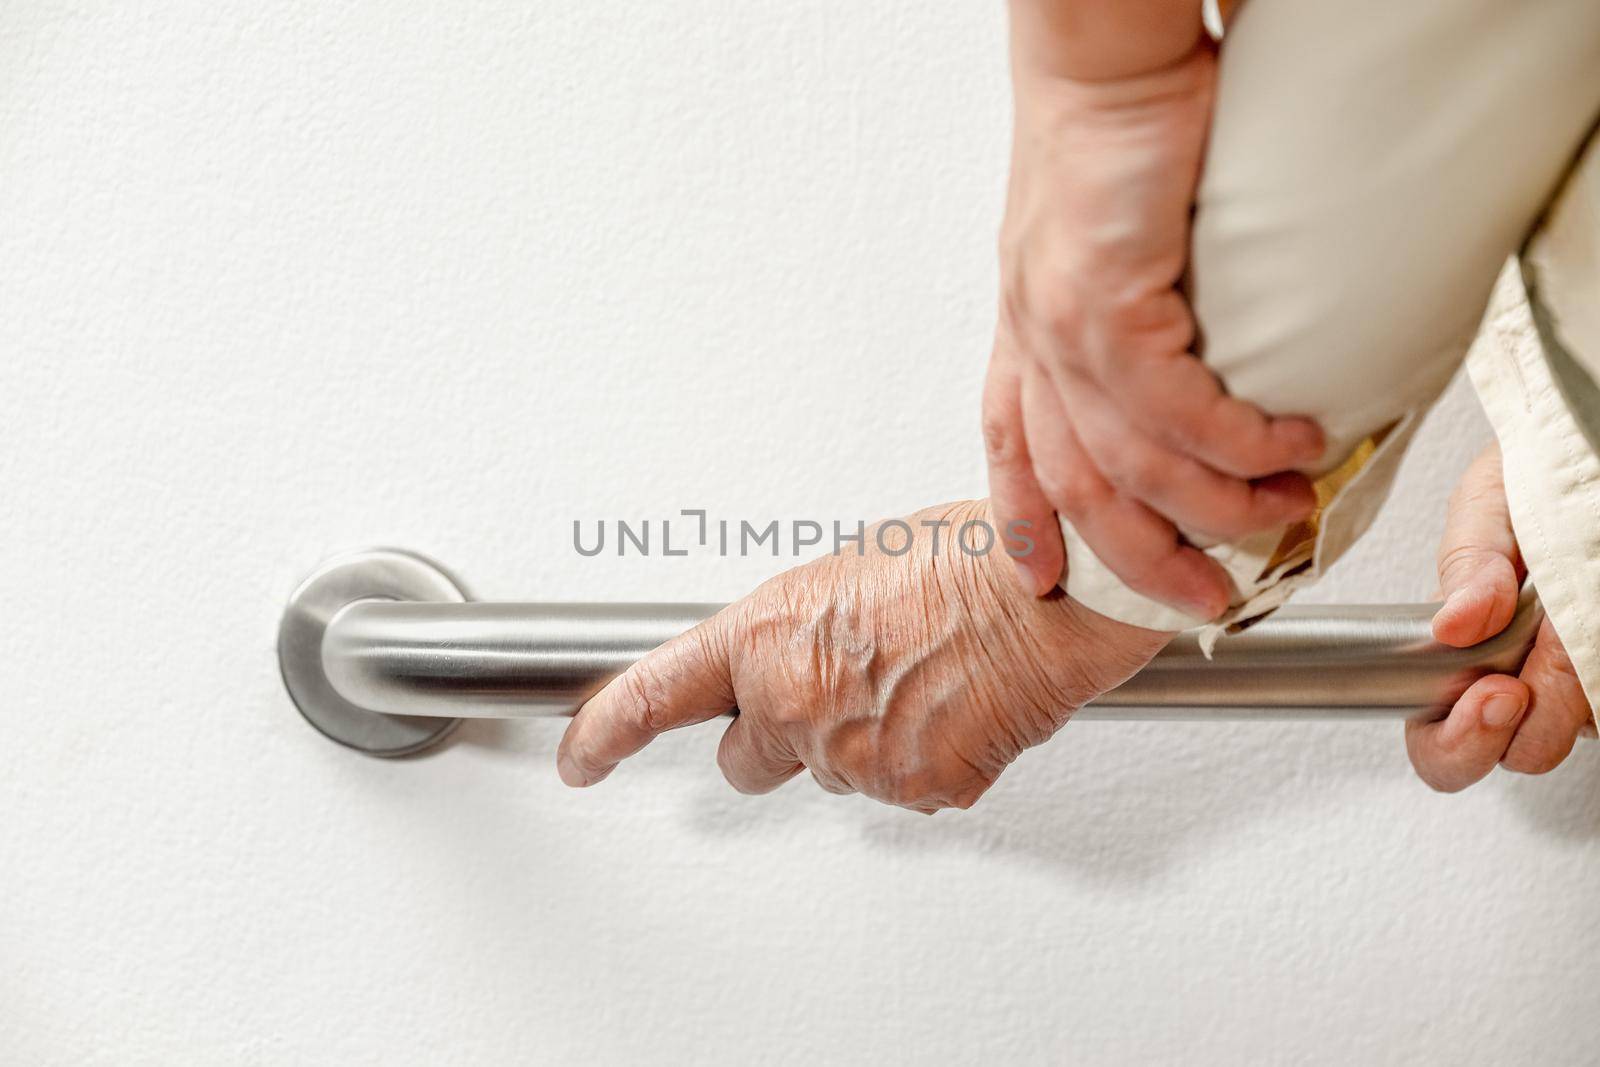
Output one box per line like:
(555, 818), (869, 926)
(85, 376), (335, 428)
(278, 548), (1545, 756)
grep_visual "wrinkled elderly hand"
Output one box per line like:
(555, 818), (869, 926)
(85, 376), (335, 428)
(557, 500), (1170, 812)
(1407, 445), (1596, 791)
(986, 36), (1325, 616)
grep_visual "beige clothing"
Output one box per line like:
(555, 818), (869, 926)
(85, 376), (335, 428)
(1060, 0), (1600, 711)
(1472, 137), (1600, 712)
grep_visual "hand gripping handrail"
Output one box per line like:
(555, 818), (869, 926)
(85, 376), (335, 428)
(277, 548), (1546, 756)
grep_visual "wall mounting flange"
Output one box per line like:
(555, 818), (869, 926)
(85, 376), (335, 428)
(278, 547), (468, 757)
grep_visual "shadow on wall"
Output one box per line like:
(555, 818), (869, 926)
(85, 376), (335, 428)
(1503, 741), (1600, 840)
(449, 716), (1600, 885)
(690, 720), (1401, 888)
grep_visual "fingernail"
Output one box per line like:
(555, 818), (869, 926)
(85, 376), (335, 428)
(1013, 558), (1045, 597)
(1482, 692), (1525, 728)
(557, 752), (586, 787)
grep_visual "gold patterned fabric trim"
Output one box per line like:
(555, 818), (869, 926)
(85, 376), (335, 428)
(1257, 424), (1396, 580)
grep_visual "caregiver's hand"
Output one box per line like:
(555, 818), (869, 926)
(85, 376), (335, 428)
(1407, 445), (1595, 792)
(987, 5), (1324, 615)
(557, 500), (1170, 812)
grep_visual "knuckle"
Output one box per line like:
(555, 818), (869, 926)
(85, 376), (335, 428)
(1436, 544), (1490, 584)
(1405, 728), (1467, 793)
(1201, 394), (1282, 457)
(1163, 406), (1220, 458)
(767, 699), (809, 732)
(808, 765), (856, 796)
(1214, 502), (1264, 539)
(1448, 477), (1502, 515)
(1101, 292), (1194, 363)
(1541, 632), (1579, 681)
(884, 762), (995, 813)
(1105, 446), (1170, 498)
(718, 763), (759, 795)
(1029, 282), (1090, 346)
(853, 748), (928, 809)
(1209, 438), (1281, 480)
(946, 779), (991, 811)
(1504, 744), (1567, 776)
(883, 774), (932, 811)
(1230, 484), (1296, 535)
(981, 409), (1022, 467)
(716, 741), (764, 795)
(1031, 462), (1068, 501)
(1042, 303), (1090, 350)
(1172, 487), (1253, 538)
(620, 667), (671, 734)
(1001, 265), (1085, 344)
(1035, 463), (1100, 515)
(1012, 266), (1192, 368)
(996, 272), (1031, 335)
(1090, 289), (1152, 342)
(1415, 764), (1466, 794)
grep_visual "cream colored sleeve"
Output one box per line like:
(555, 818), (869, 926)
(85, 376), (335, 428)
(1469, 136), (1600, 718)
(1059, 0), (1600, 650)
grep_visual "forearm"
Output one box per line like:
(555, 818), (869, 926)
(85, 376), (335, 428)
(1007, 0), (1205, 82)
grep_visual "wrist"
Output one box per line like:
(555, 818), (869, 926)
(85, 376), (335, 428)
(1007, 0), (1205, 84)
(1010, 34), (1215, 120)
(963, 500), (1173, 710)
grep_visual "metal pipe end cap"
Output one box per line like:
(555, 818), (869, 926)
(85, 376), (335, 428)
(278, 547), (467, 757)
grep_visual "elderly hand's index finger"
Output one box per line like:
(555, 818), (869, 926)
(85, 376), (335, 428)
(557, 616), (737, 787)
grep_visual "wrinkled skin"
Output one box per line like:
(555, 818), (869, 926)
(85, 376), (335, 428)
(557, 500), (1170, 812)
(985, 42), (1325, 616)
(1409, 444), (1596, 791)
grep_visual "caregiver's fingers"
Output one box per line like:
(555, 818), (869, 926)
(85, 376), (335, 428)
(1091, 302), (1325, 479)
(1405, 674), (1531, 793)
(1433, 444), (1524, 648)
(1021, 371), (1231, 619)
(717, 715), (804, 795)
(557, 613), (737, 787)
(983, 350), (1066, 597)
(1502, 619), (1593, 776)
(1069, 387), (1317, 542)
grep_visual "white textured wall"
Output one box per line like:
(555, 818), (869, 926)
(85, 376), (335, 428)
(3, 3), (1598, 1063)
